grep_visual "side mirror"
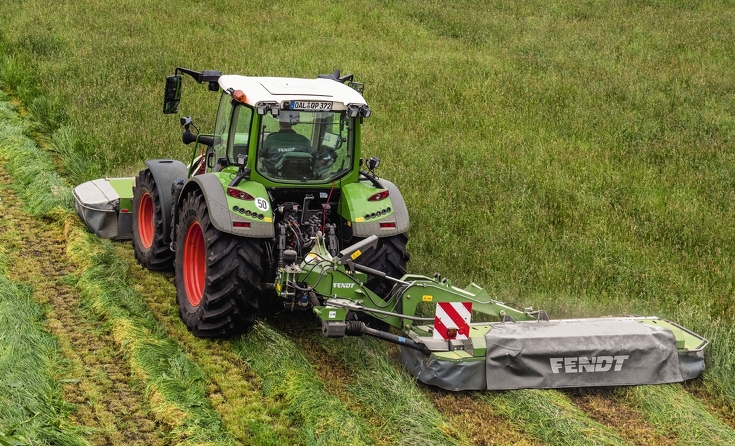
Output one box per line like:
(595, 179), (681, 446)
(348, 81), (364, 94)
(163, 75), (182, 114)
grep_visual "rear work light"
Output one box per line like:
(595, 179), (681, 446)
(227, 187), (255, 200)
(367, 190), (389, 201)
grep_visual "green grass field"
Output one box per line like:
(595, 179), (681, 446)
(1, 0), (735, 443)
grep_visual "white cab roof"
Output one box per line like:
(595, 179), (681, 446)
(218, 75), (367, 110)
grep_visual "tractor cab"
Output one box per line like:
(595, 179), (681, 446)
(197, 74), (371, 185)
(257, 109), (350, 181)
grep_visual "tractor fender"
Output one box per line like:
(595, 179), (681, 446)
(345, 178), (410, 237)
(381, 179), (410, 233)
(144, 159), (188, 244)
(174, 174), (275, 242)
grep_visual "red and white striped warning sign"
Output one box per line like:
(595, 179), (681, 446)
(433, 302), (472, 340)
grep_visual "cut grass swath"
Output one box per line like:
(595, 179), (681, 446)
(622, 384), (735, 444)
(233, 322), (372, 446)
(0, 94), (237, 445)
(0, 274), (87, 445)
(113, 244), (302, 446)
(311, 334), (465, 446)
(0, 94), (71, 218)
(0, 93), (86, 445)
(479, 389), (632, 446)
(65, 226), (238, 445)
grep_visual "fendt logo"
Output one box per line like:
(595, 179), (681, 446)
(333, 283), (355, 289)
(550, 355), (630, 374)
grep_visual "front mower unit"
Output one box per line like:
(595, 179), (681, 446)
(73, 178), (134, 240)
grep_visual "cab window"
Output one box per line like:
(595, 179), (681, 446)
(212, 93), (233, 172)
(256, 110), (353, 182)
(229, 104), (252, 162)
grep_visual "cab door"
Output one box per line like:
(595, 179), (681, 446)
(208, 92), (234, 172)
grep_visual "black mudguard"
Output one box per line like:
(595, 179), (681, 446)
(144, 159), (188, 244)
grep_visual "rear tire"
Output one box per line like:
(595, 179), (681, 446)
(175, 190), (262, 337)
(354, 233), (410, 298)
(132, 169), (174, 270)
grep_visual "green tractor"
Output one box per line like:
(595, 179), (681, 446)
(134, 68), (408, 337)
(73, 68), (709, 391)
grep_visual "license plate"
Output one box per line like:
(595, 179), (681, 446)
(290, 101), (332, 111)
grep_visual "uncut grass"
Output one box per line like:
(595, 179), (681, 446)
(1, 0), (735, 431)
(0, 275), (87, 446)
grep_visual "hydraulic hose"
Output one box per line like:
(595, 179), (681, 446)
(345, 321), (430, 356)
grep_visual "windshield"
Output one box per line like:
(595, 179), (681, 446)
(256, 110), (353, 182)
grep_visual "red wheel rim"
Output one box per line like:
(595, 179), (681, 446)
(137, 192), (154, 249)
(183, 221), (205, 307)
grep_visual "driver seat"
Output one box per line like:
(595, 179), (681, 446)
(274, 151), (313, 180)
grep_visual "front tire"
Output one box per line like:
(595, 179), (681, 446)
(175, 190), (262, 337)
(132, 169), (174, 270)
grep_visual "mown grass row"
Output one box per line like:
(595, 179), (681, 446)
(234, 323), (374, 446)
(0, 94), (84, 446)
(480, 390), (630, 446)
(310, 335), (463, 446)
(0, 266), (87, 445)
(315, 335), (635, 446)
(623, 385), (735, 444)
(0, 94), (237, 445)
(264, 314), (468, 445)
(113, 244), (304, 446)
